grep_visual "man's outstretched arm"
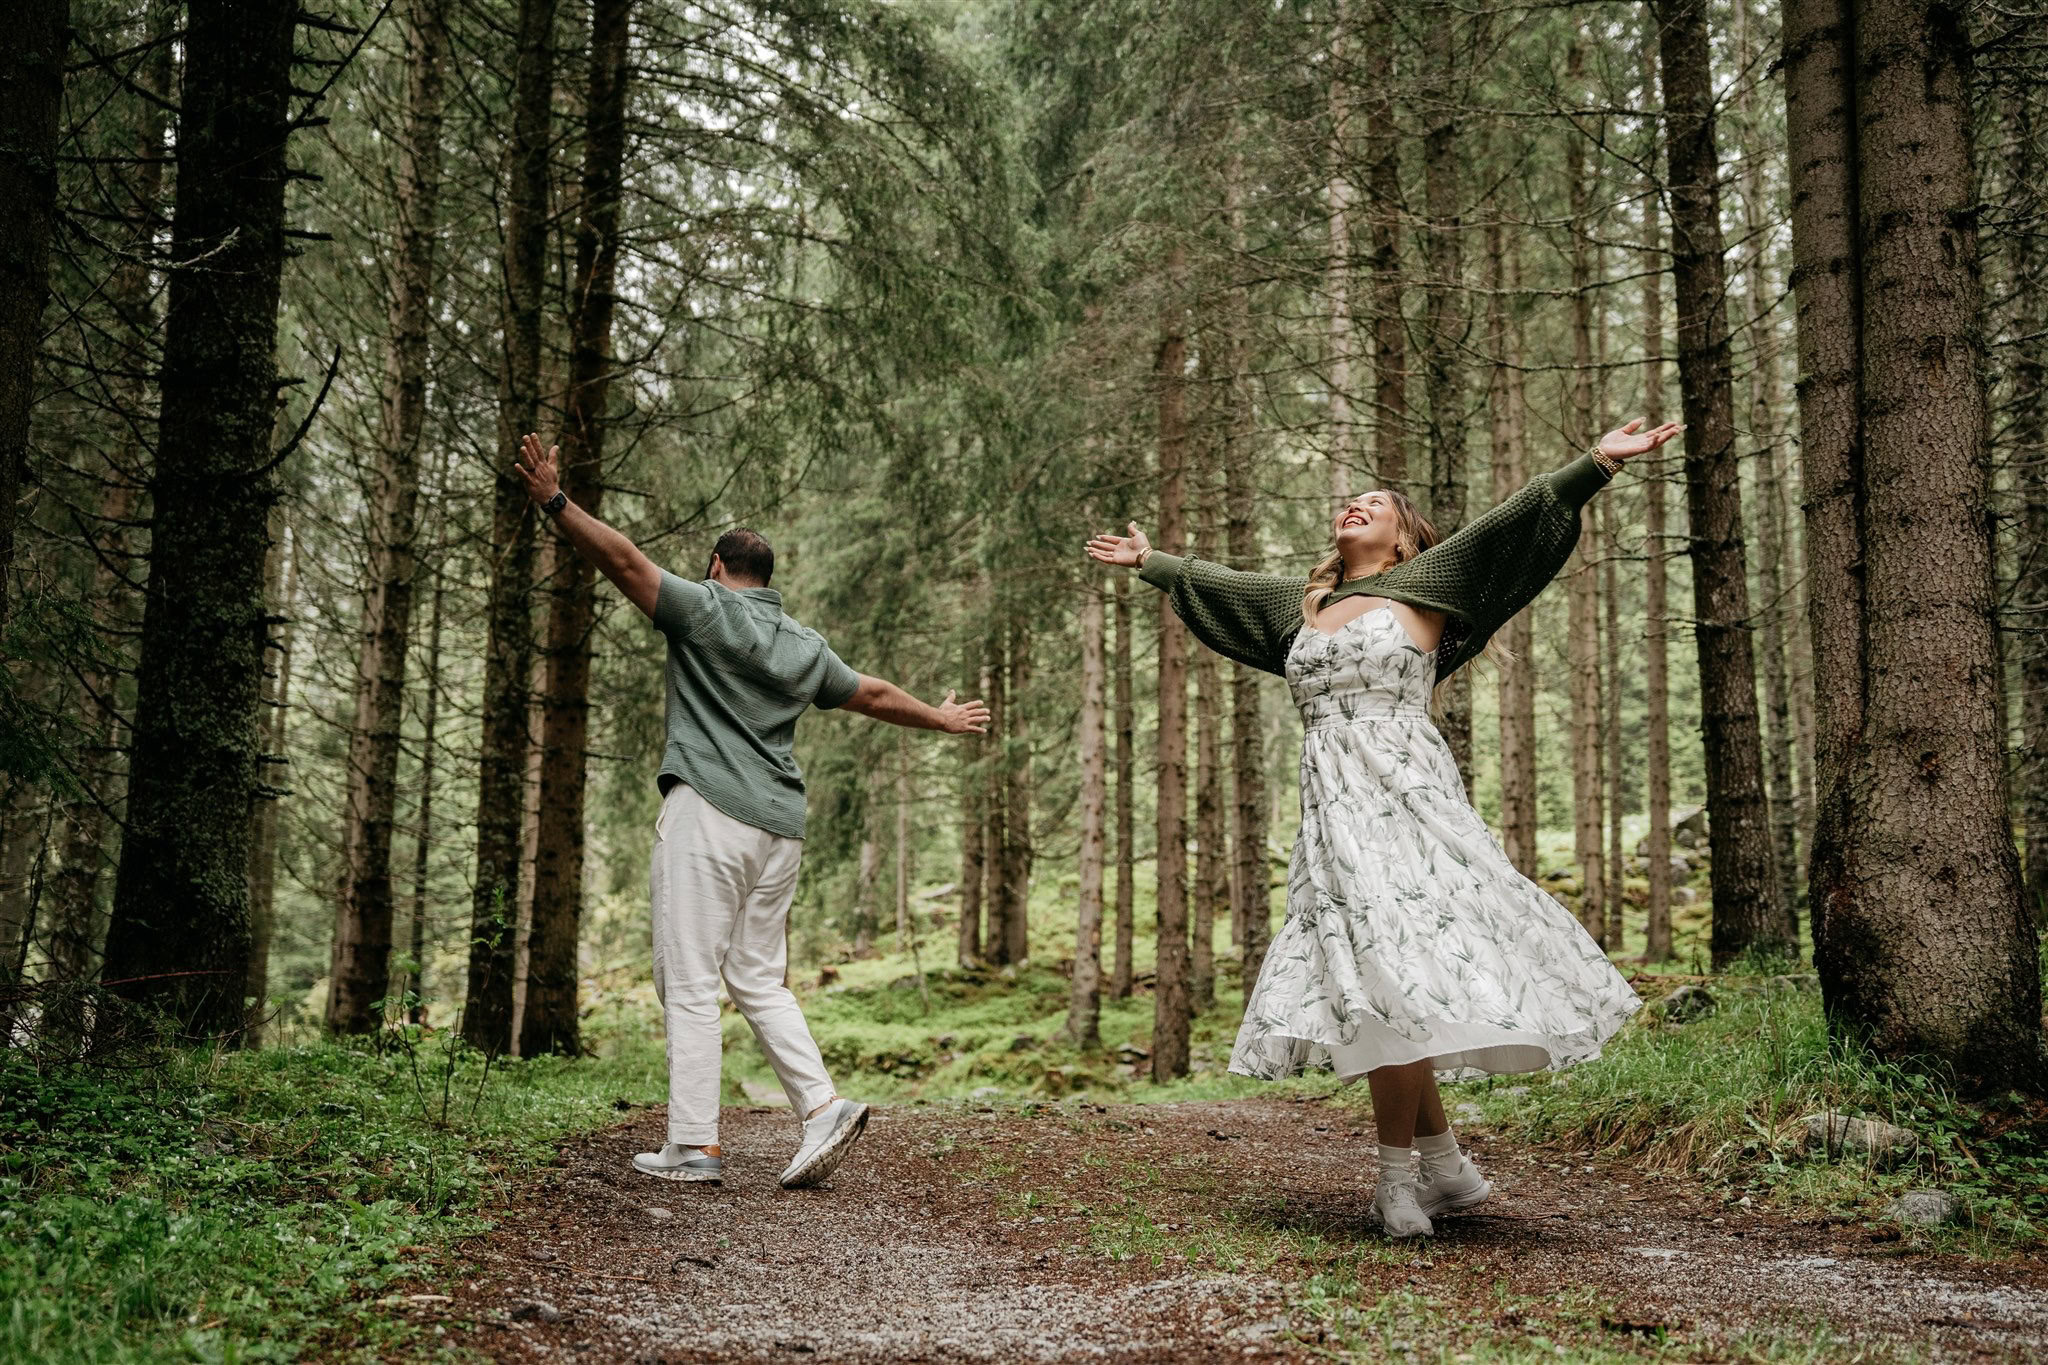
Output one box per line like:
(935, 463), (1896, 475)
(513, 432), (662, 618)
(840, 677), (990, 734)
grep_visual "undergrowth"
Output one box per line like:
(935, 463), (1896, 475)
(0, 1033), (663, 1363)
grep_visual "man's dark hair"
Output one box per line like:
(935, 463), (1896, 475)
(708, 528), (774, 586)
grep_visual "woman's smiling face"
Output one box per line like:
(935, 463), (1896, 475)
(1334, 490), (1402, 565)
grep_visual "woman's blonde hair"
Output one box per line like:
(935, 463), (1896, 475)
(1302, 489), (1511, 712)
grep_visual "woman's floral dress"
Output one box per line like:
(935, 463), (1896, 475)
(1228, 606), (1642, 1082)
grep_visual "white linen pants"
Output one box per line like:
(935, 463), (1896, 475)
(650, 783), (836, 1146)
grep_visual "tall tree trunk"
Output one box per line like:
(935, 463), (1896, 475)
(2000, 45), (2048, 922)
(1564, 52), (1606, 943)
(982, 629), (1008, 965)
(1000, 621), (1033, 966)
(1365, 13), (1406, 494)
(852, 825), (880, 958)
(1153, 243), (1193, 1081)
(1225, 158), (1270, 992)
(1806, 0), (2041, 1088)
(1111, 572), (1136, 997)
(1420, 6), (1470, 783)
(957, 644), (985, 967)
(1067, 585), (1106, 1047)
(331, 0), (451, 1034)
(48, 15), (172, 991)
(407, 566), (445, 1023)
(894, 733), (915, 956)
(1734, 0), (1802, 940)
(1601, 495), (1626, 951)
(0, 0), (66, 633)
(246, 514), (297, 1043)
(1781, 0), (1862, 963)
(104, 0), (297, 1038)
(1657, 0), (1787, 966)
(1639, 38), (1675, 960)
(1326, 0), (1356, 503)
(1488, 220), (1538, 876)
(1192, 478), (1224, 1011)
(463, 0), (558, 1051)
(522, 0), (632, 1058)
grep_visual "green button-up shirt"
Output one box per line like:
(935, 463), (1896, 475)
(653, 570), (862, 839)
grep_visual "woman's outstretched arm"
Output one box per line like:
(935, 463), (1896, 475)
(1087, 523), (1304, 676)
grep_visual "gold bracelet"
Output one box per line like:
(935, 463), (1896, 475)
(1589, 444), (1624, 478)
(1136, 547), (1153, 569)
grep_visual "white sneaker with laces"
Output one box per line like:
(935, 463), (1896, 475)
(632, 1143), (723, 1184)
(1373, 1173), (1435, 1239)
(779, 1098), (870, 1189)
(1416, 1154), (1493, 1217)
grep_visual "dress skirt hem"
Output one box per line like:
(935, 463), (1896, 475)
(1227, 997), (1642, 1084)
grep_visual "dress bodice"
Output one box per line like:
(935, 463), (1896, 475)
(1287, 605), (1437, 727)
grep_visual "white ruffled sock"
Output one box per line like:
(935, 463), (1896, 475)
(1415, 1128), (1462, 1183)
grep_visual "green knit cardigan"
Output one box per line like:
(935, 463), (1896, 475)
(1136, 453), (1614, 680)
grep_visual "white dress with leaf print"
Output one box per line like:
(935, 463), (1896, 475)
(1228, 605), (1641, 1082)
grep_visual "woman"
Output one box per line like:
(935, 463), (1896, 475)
(1086, 419), (1681, 1238)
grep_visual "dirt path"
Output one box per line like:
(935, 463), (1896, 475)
(398, 1098), (2048, 1362)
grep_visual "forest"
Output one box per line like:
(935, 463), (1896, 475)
(2, 0), (2047, 1360)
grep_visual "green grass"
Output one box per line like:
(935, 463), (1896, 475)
(0, 1031), (664, 1363)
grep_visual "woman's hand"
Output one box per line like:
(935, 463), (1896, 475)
(1086, 522), (1152, 569)
(1598, 418), (1685, 463)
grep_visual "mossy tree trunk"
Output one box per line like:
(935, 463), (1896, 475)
(104, 0), (297, 1038)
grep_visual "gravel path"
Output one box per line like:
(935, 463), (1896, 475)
(394, 1098), (2048, 1362)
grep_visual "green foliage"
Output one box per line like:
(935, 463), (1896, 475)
(1430, 975), (2048, 1251)
(0, 1036), (662, 1362)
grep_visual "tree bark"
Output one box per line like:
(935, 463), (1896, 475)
(982, 628), (1008, 964)
(246, 513), (297, 1043)
(1192, 480), (1225, 1011)
(407, 565), (445, 1023)
(1601, 495), (1626, 951)
(1488, 220), (1537, 877)
(1224, 161), (1270, 992)
(1153, 243), (1192, 1081)
(48, 14), (171, 991)
(1657, 0), (1787, 966)
(957, 644), (985, 967)
(1111, 572), (1136, 997)
(1420, 6), (1470, 783)
(1000, 620), (1033, 966)
(1829, 0), (2041, 1087)
(1734, 0), (1802, 939)
(104, 0), (298, 1039)
(1325, 0), (1357, 503)
(1639, 39), (1675, 959)
(331, 0), (451, 1034)
(1365, 12), (1406, 494)
(1067, 585), (1106, 1047)
(1781, 0), (1863, 963)
(522, 0), (632, 1058)
(1564, 53), (1606, 943)
(0, 0), (66, 633)
(464, 0), (558, 1051)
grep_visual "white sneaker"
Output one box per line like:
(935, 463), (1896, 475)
(632, 1143), (723, 1184)
(1373, 1175), (1435, 1239)
(779, 1098), (870, 1189)
(1416, 1154), (1493, 1217)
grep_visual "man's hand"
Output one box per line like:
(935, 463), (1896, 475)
(1086, 522), (1153, 569)
(843, 677), (991, 733)
(1598, 418), (1685, 463)
(934, 689), (991, 735)
(513, 432), (562, 505)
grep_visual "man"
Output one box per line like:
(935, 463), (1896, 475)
(514, 433), (988, 1189)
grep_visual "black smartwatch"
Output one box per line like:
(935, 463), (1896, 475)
(541, 490), (567, 516)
